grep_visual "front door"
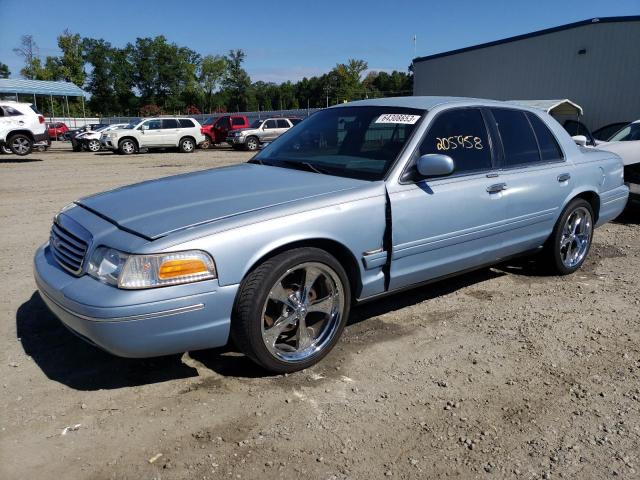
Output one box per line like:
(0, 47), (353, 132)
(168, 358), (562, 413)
(138, 119), (163, 146)
(262, 119), (279, 142)
(388, 107), (509, 291)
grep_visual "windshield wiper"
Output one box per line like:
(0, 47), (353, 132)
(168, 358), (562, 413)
(280, 160), (331, 175)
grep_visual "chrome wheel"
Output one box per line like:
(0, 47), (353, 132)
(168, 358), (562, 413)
(1, 145), (12, 154)
(120, 140), (135, 154)
(246, 137), (258, 151)
(261, 262), (344, 362)
(181, 139), (194, 152)
(11, 136), (31, 155)
(559, 206), (592, 268)
(87, 140), (101, 152)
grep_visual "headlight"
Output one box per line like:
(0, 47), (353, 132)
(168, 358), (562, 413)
(87, 248), (216, 289)
(109, 133), (118, 138)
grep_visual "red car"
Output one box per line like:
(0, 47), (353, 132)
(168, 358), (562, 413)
(47, 122), (69, 140)
(200, 115), (248, 148)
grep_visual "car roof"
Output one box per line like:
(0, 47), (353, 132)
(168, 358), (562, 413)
(334, 96), (509, 111)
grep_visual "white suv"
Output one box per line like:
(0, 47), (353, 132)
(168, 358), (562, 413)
(0, 101), (48, 155)
(101, 117), (205, 154)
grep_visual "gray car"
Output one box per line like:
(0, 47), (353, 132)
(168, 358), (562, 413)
(227, 117), (300, 150)
(34, 97), (629, 373)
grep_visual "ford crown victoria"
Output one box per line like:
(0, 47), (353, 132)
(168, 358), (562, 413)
(34, 97), (628, 373)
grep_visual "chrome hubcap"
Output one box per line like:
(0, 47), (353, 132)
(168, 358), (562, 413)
(12, 137), (30, 154)
(560, 206), (592, 268)
(122, 141), (134, 153)
(261, 262), (343, 362)
(88, 140), (100, 151)
(247, 139), (257, 150)
(183, 140), (194, 151)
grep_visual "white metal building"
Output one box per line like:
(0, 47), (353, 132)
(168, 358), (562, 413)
(412, 16), (640, 130)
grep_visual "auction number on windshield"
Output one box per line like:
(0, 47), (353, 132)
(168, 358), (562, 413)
(436, 135), (483, 151)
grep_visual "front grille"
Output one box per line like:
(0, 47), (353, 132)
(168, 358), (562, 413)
(50, 222), (88, 275)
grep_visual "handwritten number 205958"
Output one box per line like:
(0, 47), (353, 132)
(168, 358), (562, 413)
(436, 136), (483, 151)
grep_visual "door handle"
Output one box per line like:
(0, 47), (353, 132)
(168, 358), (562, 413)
(557, 173), (571, 182)
(486, 183), (507, 193)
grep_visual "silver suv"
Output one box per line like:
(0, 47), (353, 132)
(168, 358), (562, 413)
(227, 117), (301, 150)
(101, 117), (205, 154)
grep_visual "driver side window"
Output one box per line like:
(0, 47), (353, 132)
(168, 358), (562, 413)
(419, 108), (492, 175)
(265, 120), (277, 129)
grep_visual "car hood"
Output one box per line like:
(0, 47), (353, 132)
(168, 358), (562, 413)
(77, 163), (370, 240)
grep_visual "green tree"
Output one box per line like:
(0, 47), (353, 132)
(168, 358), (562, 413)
(222, 49), (254, 111)
(13, 34), (39, 79)
(57, 29), (86, 86)
(0, 62), (10, 78)
(199, 54), (226, 112)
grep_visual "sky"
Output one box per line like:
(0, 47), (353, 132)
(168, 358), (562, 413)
(0, 0), (638, 83)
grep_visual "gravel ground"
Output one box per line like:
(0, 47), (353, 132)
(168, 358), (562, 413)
(1, 143), (639, 480)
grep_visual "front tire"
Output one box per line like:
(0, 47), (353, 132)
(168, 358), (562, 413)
(232, 248), (351, 373)
(179, 137), (195, 153)
(544, 198), (594, 275)
(8, 134), (32, 156)
(201, 136), (211, 149)
(245, 136), (259, 151)
(87, 139), (101, 152)
(118, 138), (137, 155)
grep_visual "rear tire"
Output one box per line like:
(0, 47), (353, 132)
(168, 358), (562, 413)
(232, 248), (351, 373)
(542, 198), (594, 275)
(201, 136), (211, 149)
(179, 137), (195, 153)
(8, 134), (32, 156)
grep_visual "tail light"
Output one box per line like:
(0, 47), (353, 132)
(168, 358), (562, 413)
(38, 115), (45, 124)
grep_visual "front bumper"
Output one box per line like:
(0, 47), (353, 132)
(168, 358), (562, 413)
(34, 244), (238, 358)
(101, 137), (117, 149)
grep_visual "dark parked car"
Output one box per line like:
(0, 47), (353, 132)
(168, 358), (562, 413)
(67, 124), (108, 151)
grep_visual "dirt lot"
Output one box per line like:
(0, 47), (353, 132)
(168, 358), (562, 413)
(1, 143), (639, 480)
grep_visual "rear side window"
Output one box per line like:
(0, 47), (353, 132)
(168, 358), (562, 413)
(276, 119), (289, 128)
(526, 113), (563, 161)
(162, 119), (179, 129)
(231, 117), (245, 126)
(3, 106), (23, 116)
(179, 119), (195, 128)
(419, 108), (492, 175)
(290, 118), (302, 125)
(491, 109), (540, 167)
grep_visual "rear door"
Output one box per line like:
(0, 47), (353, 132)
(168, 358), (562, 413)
(488, 108), (570, 257)
(161, 118), (181, 145)
(388, 107), (509, 290)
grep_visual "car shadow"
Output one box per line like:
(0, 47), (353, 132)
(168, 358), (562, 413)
(16, 292), (199, 391)
(0, 157), (43, 163)
(613, 206), (640, 225)
(18, 268), (509, 388)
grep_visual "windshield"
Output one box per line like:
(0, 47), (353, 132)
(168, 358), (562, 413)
(253, 106), (425, 180)
(123, 120), (140, 129)
(202, 117), (215, 125)
(608, 123), (640, 142)
(250, 119), (264, 129)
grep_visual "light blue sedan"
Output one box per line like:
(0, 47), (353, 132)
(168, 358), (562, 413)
(34, 97), (629, 373)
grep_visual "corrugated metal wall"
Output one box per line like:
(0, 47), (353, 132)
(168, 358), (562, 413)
(413, 20), (640, 129)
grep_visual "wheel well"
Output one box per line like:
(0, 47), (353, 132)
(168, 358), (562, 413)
(7, 130), (34, 141)
(118, 136), (138, 147)
(246, 239), (362, 300)
(574, 191), (600, 223)
(180, 136), (196, 144)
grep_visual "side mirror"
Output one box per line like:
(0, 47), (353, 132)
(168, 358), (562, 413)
(416, 154), (455, 177)
(571, 135), (588, 146)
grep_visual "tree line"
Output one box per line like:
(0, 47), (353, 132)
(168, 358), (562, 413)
(2, 31), (413, 117)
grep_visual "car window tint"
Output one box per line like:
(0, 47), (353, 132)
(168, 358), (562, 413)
(3, 106), (22, 116)
(491, 109), (540, 167)
(231, 117), (245, 126)
(218, 117), (230, 128)
(526, 113), (563, 161)
(144, 120), (161, 130)
(419, 108), (492, 174)
(290, 118), (302, 125)
(265, 120), (277, 129)
(178, 119), (195, 128)
(609, 123), (640, 142)
(276, 119), (289, 128)
(162, 119), (179, 129)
